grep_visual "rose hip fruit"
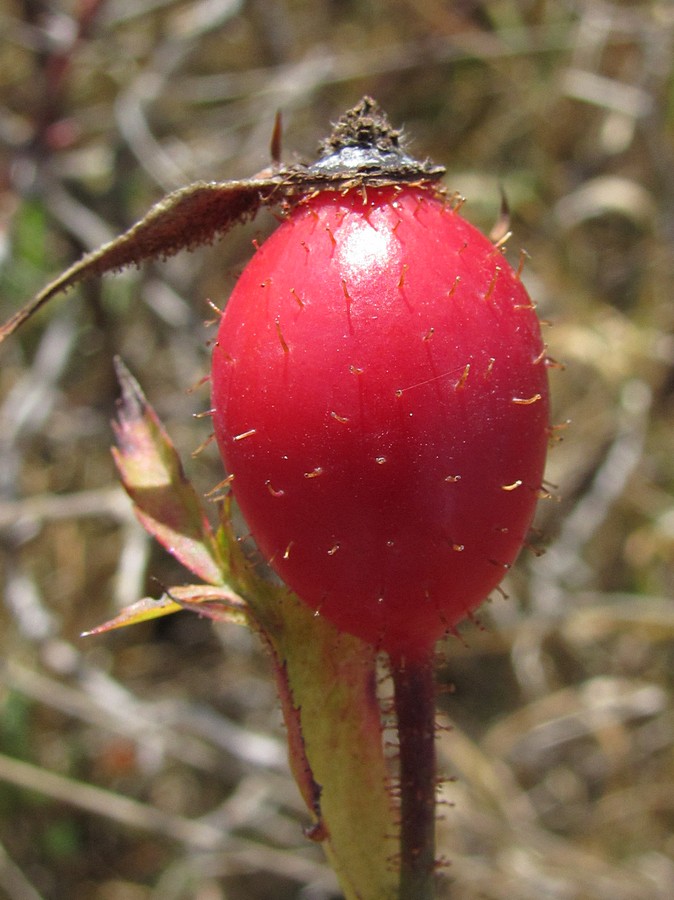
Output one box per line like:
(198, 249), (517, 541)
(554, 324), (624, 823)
(211, 185), (548, 660)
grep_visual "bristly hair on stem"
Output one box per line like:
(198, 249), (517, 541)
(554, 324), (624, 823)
(390, 651), (438, 900)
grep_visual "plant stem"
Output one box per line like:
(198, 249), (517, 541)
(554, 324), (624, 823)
(391, 651), (437, 900)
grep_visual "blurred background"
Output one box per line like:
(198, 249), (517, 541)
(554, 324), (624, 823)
(0, 1), (673, 898)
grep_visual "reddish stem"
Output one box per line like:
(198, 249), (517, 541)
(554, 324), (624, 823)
(391, 650), (437, 900)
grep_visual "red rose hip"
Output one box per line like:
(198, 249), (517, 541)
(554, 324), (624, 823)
(211, 185), (549, 660)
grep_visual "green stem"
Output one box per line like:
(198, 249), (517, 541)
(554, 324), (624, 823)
(391, 651), (437, 900)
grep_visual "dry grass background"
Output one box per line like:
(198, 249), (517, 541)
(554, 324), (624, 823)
(0, 1), (673, 898)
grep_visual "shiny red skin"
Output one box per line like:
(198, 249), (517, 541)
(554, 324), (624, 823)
(211, 187), (549, 660)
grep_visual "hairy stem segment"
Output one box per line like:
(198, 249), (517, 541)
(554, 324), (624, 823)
(391, 652), (437, 900)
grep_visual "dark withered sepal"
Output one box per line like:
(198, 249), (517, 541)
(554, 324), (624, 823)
(309, 96), (445, 184)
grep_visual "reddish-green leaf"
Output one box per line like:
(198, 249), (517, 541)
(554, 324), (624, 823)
(112, 358), (224, 586)
(82, 584), (247, 635)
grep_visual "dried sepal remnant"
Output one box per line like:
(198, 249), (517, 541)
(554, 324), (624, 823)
(314, 96), (444, 184)
(0, 97), (445, 344)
